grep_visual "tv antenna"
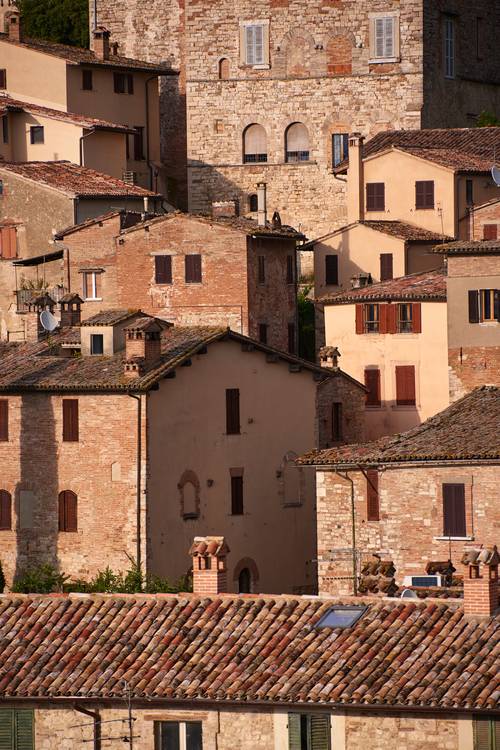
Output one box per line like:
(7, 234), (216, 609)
(400, 588), (418, 599)
(39, 309), (58, 332)
(491, 165), (500, 187)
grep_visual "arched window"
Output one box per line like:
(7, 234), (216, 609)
(285, 122), (310, 163)
(238, 568), (251, 593)
(218, 58), (230, 79)
(249, 193), (258, 212)
(243, 124), (267, 163)
(58, 490), (77, 532)
(178, 470), (200, 519)
(0, 490), (11, 530)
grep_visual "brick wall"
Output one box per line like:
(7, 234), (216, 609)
(316, 373), (366, 450)
(449, 347), (500, 401)
(468, 200), (500, 241)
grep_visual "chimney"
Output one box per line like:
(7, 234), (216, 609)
(123, 317), (164, 377)
(93, 27), (111, 61)
(111, 41), (119, 56)
(257, 182), (267, 227)
(211, 200), (238, 219)
(59, 293), (83, 328)
(190, 536), (230, 595)
(7, 10), (23, 43)
(347, 133), (365, 225)
(319, 345), (341, 370)
(24, 294), (55, 342)
(462, 546), (499, 617)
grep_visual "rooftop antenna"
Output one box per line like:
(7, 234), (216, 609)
(491, 165), (500, 187)
(400, 588), (418, 599)
(40, 309), (58, 332)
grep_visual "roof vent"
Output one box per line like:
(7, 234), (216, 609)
(351, 272), (372, 289)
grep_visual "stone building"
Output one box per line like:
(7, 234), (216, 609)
(299, 385), (500, 597)
(0, 302), (365, 593)
(93, 0), (500, 235)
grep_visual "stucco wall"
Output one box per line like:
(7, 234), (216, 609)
(0, 40), (68, 109)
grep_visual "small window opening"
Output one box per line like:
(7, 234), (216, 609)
(316, 605), (367, 629)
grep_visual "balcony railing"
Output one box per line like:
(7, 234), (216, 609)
(16, 286), (68, 312)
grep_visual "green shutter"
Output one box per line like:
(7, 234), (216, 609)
(474, 717), (492, 750)
(495, 720), (500, 750)
(15, 710), (33, 750)
(0, 710), (14, 750)
(288, 713), (302, 750)
(310, 715), (330, 750)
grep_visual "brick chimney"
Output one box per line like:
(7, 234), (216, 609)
(257, 182), (267, 227)
(7, 10), (23, 43)
(59, 293), (83, 329)
(319, 345), (341, 370)
(462, 546), (499, 617)
(211, 200), (239, 219)
(347, 133), (365, 225)
(93, 27), (111, 61)
(190, 536), (230, 595)
(24, 294), (55, 342)
(123, 317), (164, 378)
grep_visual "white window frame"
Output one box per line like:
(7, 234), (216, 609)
(240, 20), (270, 69)
(369, 11), (400, 63)
(82, 271), (102, 301)
(444, 17), (455, 79)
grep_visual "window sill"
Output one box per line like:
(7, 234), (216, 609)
(84, 297), (103, 302)
(479, 321), (499, 326)
(415, 207), (435, 211)
(434, 536), (474, 541)
(252, 64), (270, 70)
(368, 57), (400, 64)
(365, 404), (382, 410)
(283, 502), (303, 508)
(182, 513), (199, 520)
(392, 404), (418, 410)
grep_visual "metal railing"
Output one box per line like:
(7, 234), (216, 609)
(16, 286), (68, 312)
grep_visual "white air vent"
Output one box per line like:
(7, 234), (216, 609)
(122, 171), (137, 185)
(403, 574), (443, 587)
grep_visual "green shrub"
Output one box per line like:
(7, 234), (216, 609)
(0, 561), (5, 594)
(12, 564), (69, 594)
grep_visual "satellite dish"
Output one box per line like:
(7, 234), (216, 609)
(400, 588), (418, 599)
(40, 309), (58, 332)
(491, 165), (500, 187)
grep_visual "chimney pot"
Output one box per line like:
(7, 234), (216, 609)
(59, 293), (83, 329)
(319, 345), (341, 370)
(211, 200), (239, 219)
(123, 317), (167, 375)
(7, 10), (23, 42)
(347, 132), (365, 225)
(462, 545), (499, 617)
(257, 182), (267, 227)
(190, 536), (230, 595)
(93, 26), (111, 60)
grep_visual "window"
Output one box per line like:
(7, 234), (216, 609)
(469, 289), (500, 323)
(82, 271), (101, 300)
(58, 490), (77, 532)
(226, 388), (240, 434)
(288, 713), (331, 750)
(29, 126), (44, 144)
(395, 365), (416, 406)
(332, 402), (342, 442)
(0, 710), (34, 750)
(133, 126), (145, 160)
(218, 57), (230, 79)
(238, 567), (251, 593)
(0, 490), (11, 530)
(249, 193), (258, 212)
(285, 122), (310, 162)
(364, 368), (381, 407)
(258, 255), (265, 284)
(366, 470), (379, 521)
(155, 255), (172, 284)
(466, 179), (474, 205)
(380, 253), (393, 281)
(185, 255), (202, 283)
(288, 323), (296, 354)
(483, 224), (498, 240)
(62, 399), (79, 442)
(473, 716), (499, 750)
(442, 483), (466, 537)
(114, 72), (134, 94)
(332, 133), (349, 168)
(243, 123), (267, 163)
(0, 399), (7, 441)
(155, 721), (202, 750)
(258, 323), (268, 344)
(397, 303), (413, 333)
(2, 114), (8, 144)
(366, 183), (385, 211)
(370, 14), (398, 60)
(365, 303), (380, 333)
(325, 255), (338, 285)
(444, 17), (455, 78)
(244, 24), (265, 65)
(415, 180), (434, 209)
(231, 475), (244, 515)
(286, 255), (295, 285)
(82, 69), (93, 90)
(0, 69), (6, 89)
(90, 334), (104, 355)
(316, 606), (366, 630)
(0, 226), (17, 258)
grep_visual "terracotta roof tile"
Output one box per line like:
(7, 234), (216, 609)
(361, 221), (452, 242)
(80, 310), (141, 327)
(0, 94), (134, 132)
(299, 386), (500, 466)
(319, 269), (447, 305)
(433, 239), (500, 255)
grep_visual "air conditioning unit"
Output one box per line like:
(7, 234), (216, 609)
(403, 574), (444, 587)
(122, 171), (137, 186)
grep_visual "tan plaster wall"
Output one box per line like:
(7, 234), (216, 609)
(0, 40), (68, 109)
(82, 129), (127, 179)
(7, 112), (81, 163)
(446, 255), (500, 348)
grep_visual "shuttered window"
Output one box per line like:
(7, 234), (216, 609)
(443, 483), (466, 538)
(473, 717), (500, 750)
(0, 709), (34, 750)
(0, 400), (7, 441)
(155, 255), (172, 284)
(325, 255), (338, 285)
(395, 365), (416, 406)
(380, 253), (393, 281)
(185, 255), (202, 283)
(0, 226), (17, 259)
(366, 470), (379, 521)
(483, 224), (498, 240)
(364, 369), (381, 407)
(374, 16), (395, 58)
(62, 399), (79, 442)
(469, 289), (500, 323)
(231, 475), (244, 515)
(58, 490), (78, 532)
(415, 180), (435, 209)
(366, 183), (385, 211)
(469, 290), (480, 323)
(0, 491), (11, 531)
(226, 389), (240, 434)
(332, 133), (349, 167)
(288, 713), (331, 750)
(155, 720), (203, 750)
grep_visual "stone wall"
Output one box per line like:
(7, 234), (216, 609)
(449, 347), (500, 401)
(468, 199), (500, 241)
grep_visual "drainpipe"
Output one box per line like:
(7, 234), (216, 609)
(74, 704), (101, 750)
(79, 128), (97, 168)
(93, 0), (98, 31)
(128, 393), (142, 573)
(336, 470), (357, 595)
(144, 75), (159, 191)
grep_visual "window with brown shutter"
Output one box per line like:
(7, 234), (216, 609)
(133, 126), (144, 160)
(0, 226), (17, 259)
(415, 180), (435, 209)
(473, 716), (499, 750)
(469, 290), (480, 323)
(325, 255), (339, 285)
(380, 253), (393, 281)
(395, 365), (416, 406)
(231, 475), (244, 515)
(364, 303), (380, 333)
(365, 369), (381, 407)
(0, 490), (11, 530)
(0, 400), (8, 441)
(286, 255), (295, 284)
(185, 255), (202, 283)
(258, 255), (265, 284)
(483, 224), (498, 240)
(366, 470), (379, 521)
(442, 483), (466, 537)
(366, 183), (385, 211)
(355, 304), (364, 334)
(62, 399), (79, 442)
(258, 323), (268, 344)
(58, 490), (78, 532)
(226, 389), (240, 434)
(397, 303), (413, 333)
(0, 70), (6, 90)
(155, 255), (172, 284)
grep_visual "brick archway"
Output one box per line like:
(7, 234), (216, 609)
(233, 557), (260, 593)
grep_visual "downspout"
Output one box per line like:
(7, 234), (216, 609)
(93, 0), (98, 31)
(336, 470), (357, 595)
(79, 128), (97, 169)
(128, 393), (142, 573)
(144, 75), (158, 191)
(74, 704), (101, 750)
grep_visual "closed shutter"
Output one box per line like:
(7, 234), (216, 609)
(0, 227), (17, 259)
(155, 255), (172, 284)
(415, 180), (435, 209)
(443, 483), (466, 537)
(483, 224), (498, 240)
(473, 717), (490, 750)
(0, 710), (14, 750)
(380, 253), (393, 281)
(15, 710), (34, 750)
(355, 304), (364, 334)
(386, 304), (397, 334)
(395, 365), (416, 405)
(58, 491), (66, 531)
(185, 255), (202, 283)
(0, 491), (11, 530)
(494, 290), (500, 322)
(366, 183), (385, 211)
(468, 290), (479, 323)
(62, 399), (79, 442)
(364, 369), (381, 407)
(412, 303), (422, 333)
(0, 400), (7, 441)
(310, 714), (330, 750)
(226, 389), (240, 434)
(287, 714), (302, 750)
(325, 255), (338, 285)
(366, 470), (379, 521)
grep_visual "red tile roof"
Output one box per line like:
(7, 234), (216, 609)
(0, 94), (134, 132)
(0, 162), (159, 198)
(361, 221), (452, 242)
(319, 269), (447, 305)
(299, 386), (500, 467)
(0, 593), (497, 710)
(433, 239), (500, 255)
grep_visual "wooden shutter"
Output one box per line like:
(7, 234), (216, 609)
(59, 491), (77, 532)
(355, 304), (364, 334)
(231, 476), (244, 515)
(483, 224), (498, 240)
(494, 290), (500, 322)
(380, 253), (393, 281)
(443, 484), (466, 537)
(364, 369), (381, 406)
(386, 304), (397, 334)
(473, 717), (492, 750)
(185, 255), (202, 283)
(0, 400), (7, 441)
(0, 491), (11, 530)
(0, 710), (34, 750)
(366, 183), (385, 211)
(325, 255), (339, 285)
(366, 470), (379, 521)
(0, 710), (14, 750)
(0, 226), (17, 259)
(287, 714), (302, 750)
(412, 303), (422, 333)
(395, 365), (416, 405)
(468, 290), (480, 323)
(415, 180), (434, 209)
(226, 389), (240, 434)
(310, 714), (331, 750)
(379, 303), (389, 334)
(155, 255), (172, 284)
(62, 399), (79, 442)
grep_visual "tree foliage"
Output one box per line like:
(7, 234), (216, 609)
(298, 285), (316, 362)
(475, 111), (500, 127)
(17, 0), (89, 48)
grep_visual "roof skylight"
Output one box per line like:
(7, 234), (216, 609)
(316, 605), (367, 629)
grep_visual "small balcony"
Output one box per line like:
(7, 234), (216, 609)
(16, 285), (68, 313)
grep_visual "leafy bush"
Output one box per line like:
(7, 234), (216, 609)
(298, 285), (316, 362)
(12, 564), (69, 594)
(475, 111), (500, 127)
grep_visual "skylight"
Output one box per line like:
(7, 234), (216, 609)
(316, 605), (367, 630)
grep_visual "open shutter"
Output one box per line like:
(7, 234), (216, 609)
(379, 303), (389, 334)
(0, 491), (11, 531)
(0, 710), (14, 750)
(0, 400), (7, 441)
(364, 369), (381, 407)
(494, 290), (500, 322)
(412, 303), (422, 333)
(310, 715), (330, 750)
(386, 304), (397, 334)
(65, 491), (78, 532)
(63, 399), (79, 442)
(0, 227), (17, 259)
(355, 304), (364, 334)
(366, 470), (379, 521)
(287, 714), (302, 750)
(15, 709), (34, 750)
(468, 290), (479, 323)
(58, 492), (66, 531)
(443, 484), (466, 537)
